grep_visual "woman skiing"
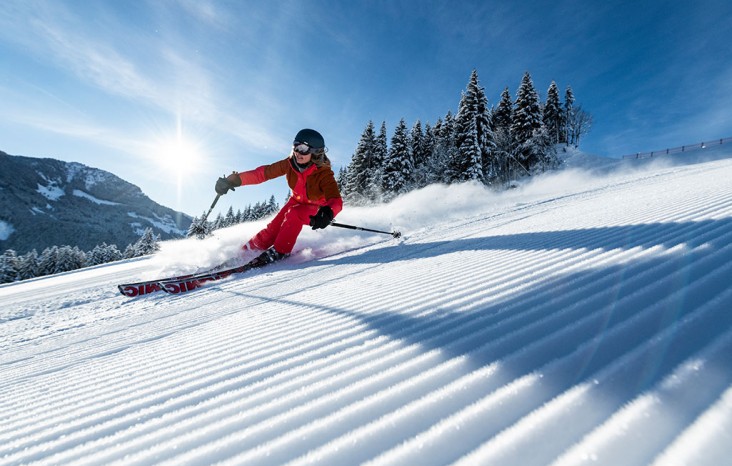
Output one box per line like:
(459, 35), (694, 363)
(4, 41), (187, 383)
(215, 128), (343, 266)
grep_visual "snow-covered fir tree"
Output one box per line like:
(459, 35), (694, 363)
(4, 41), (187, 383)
(224, 206), (236, 228)
(521, 126), (559, 175)
(414, 122), (435, 189)
(0, 249), (19, 283)
(511, 72), (543, 145)
(38, 246), (58, 277)
(381, 119), (412, 197)
(409, 120), (428, 188)
(17, 249), (39, 281)
(337, 166), (348, 195)
(55, 246), (86, 273)
(448, 70), (496, 184)
(543, 81), (563, 144)
(429, 111), (457, 184)
(451, 96), (483, 183)
(563, 86), (575, 145)
(187, 214), (213, 239)
(369, 121), (388, 200)
(345, 121), (376, 204)
(493, 87), (513, 132)
(468, 70), (495, 183)
(511, 72), (544, 170)
(131, 228), (160, 257)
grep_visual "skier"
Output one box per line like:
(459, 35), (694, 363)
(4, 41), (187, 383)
(214, 128), (343, 266)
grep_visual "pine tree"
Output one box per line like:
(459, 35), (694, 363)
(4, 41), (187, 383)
(123, 244), (137, 259)
(563, 86), (575, 145)
(265, 195), (279, 216)
(38, 246), (58, 276)
(451, 89), (480, 181)
(89, 243), (109, 266)
(381, 119), (412, 197)
(337, 166), (349, 195)
(521, 126), (559, 175)
(0, 249), (20, 283)
(212, 213), (225, 231)
(511, 71), (543, 145)
(511, 72), (544, 170)
(346, 121), (376, 204)
(224, 206), (236, 228)
(451, 70), (495, 184)
(187, 213), (212, 239)
(451, 93), (483, 183)
(409, 120), (428, 189)
(470, 70), (495, 183)
(543, 81), (562, 144)
(104, 244), (122, 263)
(414, 122), (435, 189)
(17, 249), (39, 280)
(369, 121), (389, 200)
(133, 228), (160, 256)
(493, 87), (513, 132)
(429, 111), (457, 184)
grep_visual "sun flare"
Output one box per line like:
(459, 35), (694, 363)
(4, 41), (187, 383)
(151, 127), (203, 179)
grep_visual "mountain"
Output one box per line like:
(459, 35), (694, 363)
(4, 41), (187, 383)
(1, 145), (731, 464)
(0, 150), (191, 255)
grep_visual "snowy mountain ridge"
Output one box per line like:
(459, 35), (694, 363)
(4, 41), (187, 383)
(0, 151), (192, 255)
(1, 145), (731, 465)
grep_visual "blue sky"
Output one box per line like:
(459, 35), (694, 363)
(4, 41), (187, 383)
(1, 0), (730, 218)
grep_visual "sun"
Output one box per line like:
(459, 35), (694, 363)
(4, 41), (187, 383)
(152, 129), (203, 179)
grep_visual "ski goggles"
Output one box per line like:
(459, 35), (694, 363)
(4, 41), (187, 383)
(293, 141), (316, 155)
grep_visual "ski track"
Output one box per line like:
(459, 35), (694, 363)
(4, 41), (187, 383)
(1, 156), (732, 465)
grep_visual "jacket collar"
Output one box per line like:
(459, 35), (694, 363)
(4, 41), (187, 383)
(289, 155), (317, 174)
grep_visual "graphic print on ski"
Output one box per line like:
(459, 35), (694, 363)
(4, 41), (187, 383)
(118, 263), (255, 297)
(117, 250), (285, 297)
(159, 263), (255, 295)
(117, 270), (202, 297)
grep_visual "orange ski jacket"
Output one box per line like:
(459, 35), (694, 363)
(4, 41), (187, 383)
(237, 156), (343, 216)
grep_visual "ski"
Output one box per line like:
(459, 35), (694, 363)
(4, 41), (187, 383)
(117, 265), (233, 297)
(117, 272), (197, 296)
(117, 255), (275, 297)
(157, 263), (255, 295)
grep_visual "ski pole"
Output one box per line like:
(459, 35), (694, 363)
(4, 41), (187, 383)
(331, 222), (401, 238)
(200, 194), (221, 224)
(190, 194), (221, 239)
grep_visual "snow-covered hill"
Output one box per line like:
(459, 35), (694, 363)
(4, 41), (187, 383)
(2, 146), (732, 465)
(0, 151), (191, 255)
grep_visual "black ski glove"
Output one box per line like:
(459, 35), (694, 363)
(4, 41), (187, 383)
(309, 205), (334, 230)
(215, 172), (242, 195)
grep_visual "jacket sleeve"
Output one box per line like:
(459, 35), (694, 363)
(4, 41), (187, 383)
(238, 158), (290, 186)
(320, 170), (343, 217)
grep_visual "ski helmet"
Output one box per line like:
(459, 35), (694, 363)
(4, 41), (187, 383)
(294, 128), (325, 149)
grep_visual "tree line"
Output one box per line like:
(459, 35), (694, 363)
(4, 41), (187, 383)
(339, 70), (592, 204)
(0, 227), (160, 283)
(0, 196), (281, 284)
(186, 195), (280, 238)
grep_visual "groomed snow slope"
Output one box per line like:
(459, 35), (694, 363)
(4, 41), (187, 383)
(2, 148), (732, 465)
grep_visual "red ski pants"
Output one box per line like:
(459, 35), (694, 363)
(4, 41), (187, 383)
(246, 198), (320, 254)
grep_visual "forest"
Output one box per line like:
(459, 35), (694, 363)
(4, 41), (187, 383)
(339, 70), (591, 204)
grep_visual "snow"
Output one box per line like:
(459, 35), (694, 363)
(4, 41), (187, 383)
(127, 211), (187, 236)
(0, 220), (14, 240)
(36, 182), (65, 201)
(2, 148), (732, 465)
(72, 189), (120, 206)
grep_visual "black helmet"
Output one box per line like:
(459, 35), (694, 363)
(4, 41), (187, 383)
(294, 128), (325, 149)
